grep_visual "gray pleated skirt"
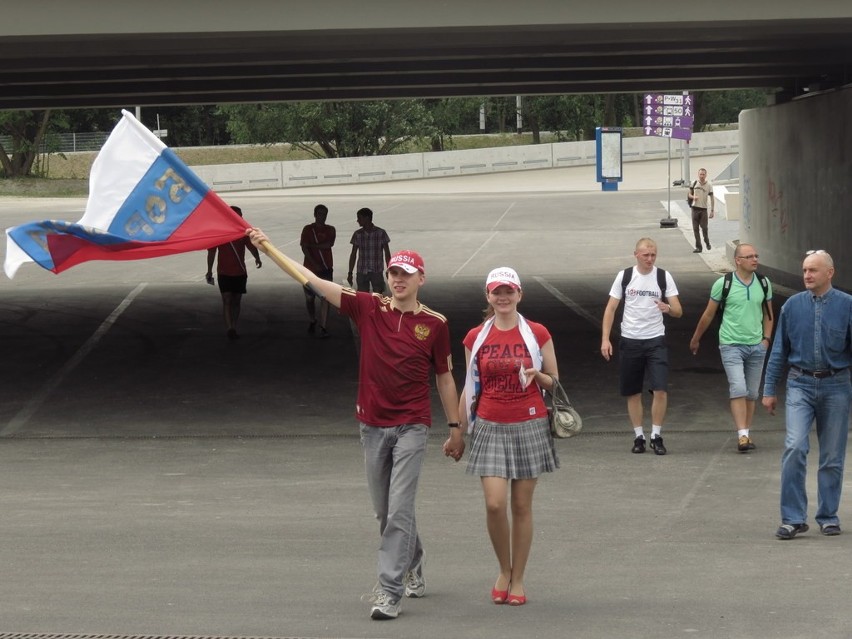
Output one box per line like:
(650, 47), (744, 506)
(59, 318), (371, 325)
(465, 416), (560, 479)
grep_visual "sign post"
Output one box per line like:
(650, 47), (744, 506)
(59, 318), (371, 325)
(643, 92), (693, 228)
(679, 138), (690, 188)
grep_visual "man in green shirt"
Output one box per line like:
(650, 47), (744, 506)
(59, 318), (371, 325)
(689, 243), (774, 452)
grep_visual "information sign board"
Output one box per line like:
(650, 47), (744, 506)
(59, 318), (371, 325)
(642, 93), (693, 141)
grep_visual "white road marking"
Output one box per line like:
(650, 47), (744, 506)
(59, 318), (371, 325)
(1, 282), (148, 436)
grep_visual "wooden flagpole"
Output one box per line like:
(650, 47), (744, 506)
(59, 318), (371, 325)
(259, 239), (324, 299)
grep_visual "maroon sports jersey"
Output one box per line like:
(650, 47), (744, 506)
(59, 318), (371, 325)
(340, 290), (452, 427)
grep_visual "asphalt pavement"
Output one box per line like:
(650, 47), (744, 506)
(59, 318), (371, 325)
(1, 156), (850, 639)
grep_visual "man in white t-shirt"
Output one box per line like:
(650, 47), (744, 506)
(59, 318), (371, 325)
(601, 238), (683, 454)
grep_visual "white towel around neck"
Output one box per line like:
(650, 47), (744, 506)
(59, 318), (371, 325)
(463, 313), (542, 433)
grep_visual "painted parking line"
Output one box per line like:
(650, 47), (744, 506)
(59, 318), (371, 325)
(452, 202), (516, 278)
(534, 276), (601, 329)
(0, 282), (148, 437)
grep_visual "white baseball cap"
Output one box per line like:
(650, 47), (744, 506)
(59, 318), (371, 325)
(485, 267), (521, 292)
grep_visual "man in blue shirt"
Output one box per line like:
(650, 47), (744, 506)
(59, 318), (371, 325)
(762, 250), (852, 540)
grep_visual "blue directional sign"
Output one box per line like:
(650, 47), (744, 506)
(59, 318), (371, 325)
(643, 93), (693, 141)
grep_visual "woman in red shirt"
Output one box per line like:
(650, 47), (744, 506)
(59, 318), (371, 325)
(457, 267), (560, 606)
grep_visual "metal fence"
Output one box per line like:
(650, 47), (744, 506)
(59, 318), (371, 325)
(0, 131), (109, 154)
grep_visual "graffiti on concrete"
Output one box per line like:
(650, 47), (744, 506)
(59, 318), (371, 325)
(768, 178), (788, 235)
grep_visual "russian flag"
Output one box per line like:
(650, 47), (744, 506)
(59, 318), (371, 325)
(4, 110), (250, 278)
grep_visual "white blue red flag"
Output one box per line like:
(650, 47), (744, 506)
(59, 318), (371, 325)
(4, 110), (249, 278)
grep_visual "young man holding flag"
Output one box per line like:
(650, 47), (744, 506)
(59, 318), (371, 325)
(247, 227), (463, 621)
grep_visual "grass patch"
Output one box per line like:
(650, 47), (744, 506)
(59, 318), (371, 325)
(0, 177), (89, 197)
(0, 145), (312, 197)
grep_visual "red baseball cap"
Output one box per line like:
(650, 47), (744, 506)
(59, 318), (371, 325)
(387, 250), (425, 274)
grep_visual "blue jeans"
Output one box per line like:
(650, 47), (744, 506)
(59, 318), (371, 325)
(719, 343), (767, 399)
(780, 369), (851, 526)
(360, 423), (427, 600)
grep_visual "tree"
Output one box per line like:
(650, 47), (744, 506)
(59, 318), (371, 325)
(520, 95), (599, 141)
(52, 107), (230, 147)
(691, 90), (767, 131)
(0, 110), (53, 178)
(422, 98), (483, 150)
(60, 108), (120, 134)
(219, 100), (433, 158)
(137, 106), (230, 147)
(521, 96), (561, 143)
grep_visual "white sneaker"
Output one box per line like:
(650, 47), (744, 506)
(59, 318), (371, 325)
(368, 590), (401, 620)
(404, 558), (425, 598)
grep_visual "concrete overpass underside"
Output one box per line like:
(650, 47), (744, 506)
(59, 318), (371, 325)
(1, 1), (851, 109)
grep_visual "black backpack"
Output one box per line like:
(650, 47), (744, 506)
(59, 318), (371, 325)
(718, 271), (773, 321)
(686, 180), (697, 207)
(620, 266), (668, 304)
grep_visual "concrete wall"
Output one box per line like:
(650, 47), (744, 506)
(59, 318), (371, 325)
(191, 130), (738, 193)
(739, 88), (851, 291)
